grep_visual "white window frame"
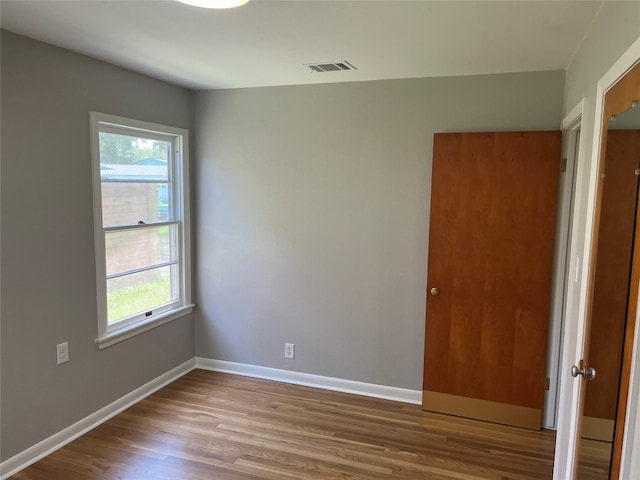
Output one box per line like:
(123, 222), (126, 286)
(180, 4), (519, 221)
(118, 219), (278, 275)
(90, 112), (193, 349)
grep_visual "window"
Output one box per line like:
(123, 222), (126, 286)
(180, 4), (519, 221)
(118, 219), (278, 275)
(90, 113), (192, 348)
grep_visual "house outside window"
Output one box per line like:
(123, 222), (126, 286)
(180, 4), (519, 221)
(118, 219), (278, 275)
(90, 112), (192, 348)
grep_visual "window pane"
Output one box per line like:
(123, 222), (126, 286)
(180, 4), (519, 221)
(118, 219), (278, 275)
(107, 265), (178, 324)
(101, 182), (170, 226)
(105, 225), (177, 277)
(99, 131), (169, 181)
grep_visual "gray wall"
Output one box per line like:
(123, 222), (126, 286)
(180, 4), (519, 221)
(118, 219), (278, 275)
(194, 70), (565, 390)
(0, 31), (195, 461)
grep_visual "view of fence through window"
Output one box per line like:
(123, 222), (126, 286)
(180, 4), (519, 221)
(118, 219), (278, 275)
(99, 131), (178, 323)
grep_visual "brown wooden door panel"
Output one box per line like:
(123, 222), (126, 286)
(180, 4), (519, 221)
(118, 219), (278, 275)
(423, 131), (561, 429)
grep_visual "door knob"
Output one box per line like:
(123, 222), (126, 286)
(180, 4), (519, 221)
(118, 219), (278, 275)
(571, 363), (597, 380)
(430, 287), (440, 296)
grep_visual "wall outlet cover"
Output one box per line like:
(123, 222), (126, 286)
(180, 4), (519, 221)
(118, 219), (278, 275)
(285, 343), (294, 359)
(57, 342), (69, 365)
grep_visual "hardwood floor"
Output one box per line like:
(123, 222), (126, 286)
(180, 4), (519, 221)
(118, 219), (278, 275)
(12, 370), (556, 479)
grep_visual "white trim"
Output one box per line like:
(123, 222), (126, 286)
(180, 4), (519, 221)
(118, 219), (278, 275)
(544, 99), (584, 431)
(91, 112), (189, 138)
(95, 304), (194, 349)
(89, 111), (108, 339)
(195, 358), (423, 405)
(177, 129), (192, 307)
(553, 98), (589, 479)
(0, 359), (196, 480)
(562, 98), (585, 131)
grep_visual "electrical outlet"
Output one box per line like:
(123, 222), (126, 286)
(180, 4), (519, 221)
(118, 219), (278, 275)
(57, 342), (69, 365)
(285, 343), (295, 359)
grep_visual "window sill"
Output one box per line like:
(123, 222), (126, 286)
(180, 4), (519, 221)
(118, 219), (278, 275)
(95, 304), (195, 350)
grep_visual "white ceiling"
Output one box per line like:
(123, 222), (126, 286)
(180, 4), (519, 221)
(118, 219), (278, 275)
(1, 0), (603, 90)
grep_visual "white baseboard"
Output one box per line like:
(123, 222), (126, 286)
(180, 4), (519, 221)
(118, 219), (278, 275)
(195, 357), (422, 405)
(0, 358), (196, 480)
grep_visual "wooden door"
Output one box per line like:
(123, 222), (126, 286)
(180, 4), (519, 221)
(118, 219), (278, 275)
(423, 131), (561, 430)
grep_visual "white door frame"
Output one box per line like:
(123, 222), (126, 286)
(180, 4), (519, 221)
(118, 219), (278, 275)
(543, 100), (583, 430)
(553, 98), (589, 480)
(553, 36), (640, 480)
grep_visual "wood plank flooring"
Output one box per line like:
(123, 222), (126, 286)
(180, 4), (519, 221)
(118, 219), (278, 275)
(11, 370), (557, 480)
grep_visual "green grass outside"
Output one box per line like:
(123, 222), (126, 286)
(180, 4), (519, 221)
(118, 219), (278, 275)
(108, 274), (171, 323)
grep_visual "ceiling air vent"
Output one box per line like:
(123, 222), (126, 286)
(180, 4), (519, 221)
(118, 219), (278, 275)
(304, 61), (357, 73)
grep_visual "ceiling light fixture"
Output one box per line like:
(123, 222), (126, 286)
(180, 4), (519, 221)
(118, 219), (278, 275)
(176, 0), (249, 8)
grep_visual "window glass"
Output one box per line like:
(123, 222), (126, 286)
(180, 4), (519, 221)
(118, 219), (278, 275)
(99, 131), (169, 180)
(107, 265), (178, 324)
(101, 183), (171, 226)
(105, 225), (178, 277)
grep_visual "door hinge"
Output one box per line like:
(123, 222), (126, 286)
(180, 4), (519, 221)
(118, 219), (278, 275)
(560, 157), (567, 173)
(544, 377), (550, 391)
